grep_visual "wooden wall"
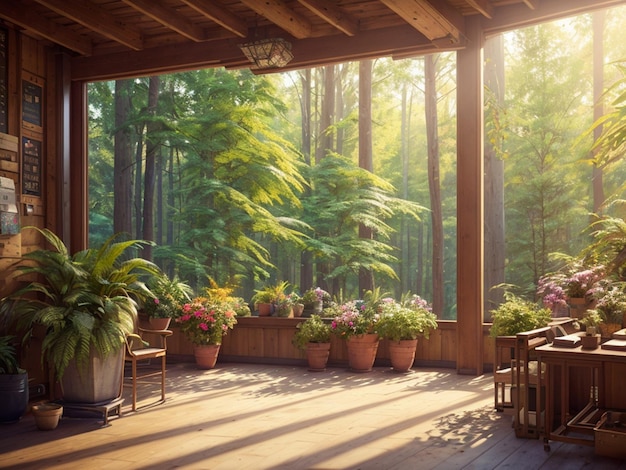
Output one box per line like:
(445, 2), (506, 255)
(0, 25), (56, 390)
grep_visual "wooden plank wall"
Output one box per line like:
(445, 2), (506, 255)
(163, 317), (498, 372)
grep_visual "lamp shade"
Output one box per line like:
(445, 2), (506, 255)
(239, 38), (293, 68)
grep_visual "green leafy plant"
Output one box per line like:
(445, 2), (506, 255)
(292, 315), (332, 350)
(0, 336), (21, 375)
(176, 297), (238, 345)
(489, 293), (552, 337)
(144, 273), (193, 319)
(252, 281), (290, 305)
(376, 296), (438, 342)
(0, 227), (159, 380)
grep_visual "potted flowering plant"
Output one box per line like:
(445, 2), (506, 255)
(176, 297), (238, 369)
(301, 287), (330, 316)
(144, 273), (193, 329)
(330, 288), (386, 372)
(588, 282), (626, 337)
(292, 315), (333, 371)
(376, 294), (438, 372)
(538, 263), (604, 318)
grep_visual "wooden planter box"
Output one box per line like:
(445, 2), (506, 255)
(157, 317), (475, 370)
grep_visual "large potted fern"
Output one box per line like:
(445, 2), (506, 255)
(0, 227), (159, 405)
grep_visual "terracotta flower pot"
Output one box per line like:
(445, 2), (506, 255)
(148, 317), (172, 330)
(346, 334), (379, 373)
(257, 303), (273, 317)
(306, 342), (331, 372)
(388, 339), (418, 372)
(31, 403), (63, 431)
(193, 344), (221, 369)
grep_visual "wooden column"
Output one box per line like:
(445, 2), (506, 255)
(69, 80), (88, 253)
(53, 53), (71, 242)
(456, 16), (484, 375)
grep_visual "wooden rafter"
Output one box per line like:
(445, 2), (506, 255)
(33, 0), (143, 51)
(297, 0), (359, 36)
(180, 0), (248, 38)
(380, 0), (465, 42)
(0, 1), (92, 55)
(239, 0), (313, 39)
(465, 0), (494, 19)
(523, 0), (539, 9)
(122, 0), (207, 42)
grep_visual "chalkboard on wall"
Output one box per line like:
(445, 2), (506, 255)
(22, 136), (41, 197)
(22, 80), (43, 132)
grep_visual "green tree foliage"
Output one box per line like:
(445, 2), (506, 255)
(503, 21), (594, 293)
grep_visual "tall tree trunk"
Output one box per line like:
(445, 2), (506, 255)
(593, 11), (605, 214)
(316, 65), (335, 291)
(113, 79), (133, 235)
(484, 35), (506, 318)
(142, 75), (160, 261)
(134, 129), (143, 239)
(401, 83), (409, 294)
(359, 59), (374, 295)
(425, 54), (444, 318)
(300, 69), (313, 291)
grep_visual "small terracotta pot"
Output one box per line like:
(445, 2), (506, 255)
(31, 403), (63, 431)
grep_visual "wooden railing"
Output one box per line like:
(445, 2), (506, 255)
(162, 316), (497, 371)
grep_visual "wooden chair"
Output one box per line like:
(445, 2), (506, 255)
(124, 327), (172, 411)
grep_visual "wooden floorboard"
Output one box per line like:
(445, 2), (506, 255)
(0, 363), (623, 469)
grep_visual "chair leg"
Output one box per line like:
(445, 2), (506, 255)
(132, 359), (137, 411)
(160, 355), (166, 402)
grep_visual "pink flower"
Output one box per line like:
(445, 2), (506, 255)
(180, 314), (191, 322)
(153, 298), (160, 305)
(199, 323), (209, 331)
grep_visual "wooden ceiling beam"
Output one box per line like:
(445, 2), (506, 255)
(0, 1), (92, 55)
(379, 0), (465, 42)
(122, 0), (207, 42)
(33, 0), (143, 50)
(71, 24), (431, 81)
(180, 0), (248, 38)
(239, 0), (312, 39)
(465, 0), (494, 19)
(297, 0), (359, 36)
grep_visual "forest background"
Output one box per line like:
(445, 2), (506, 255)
(87, 6), (626, 320)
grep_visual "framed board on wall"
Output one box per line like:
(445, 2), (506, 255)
(22, 134), (41, 197)
(22, 74), (43, 133)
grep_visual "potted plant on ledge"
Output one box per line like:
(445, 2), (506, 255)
(330, 288), (386, 372)
(143, 273), (193, 330)
(292, 315), (332, 371)
(376, 294), (438, 372)
(176, 295), (238, 369)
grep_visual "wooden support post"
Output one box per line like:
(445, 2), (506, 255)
(456, 16), (484, 375)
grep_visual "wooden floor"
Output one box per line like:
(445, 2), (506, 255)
(0, 362), (623, 469)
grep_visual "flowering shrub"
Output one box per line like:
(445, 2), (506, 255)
(537, 277), (567, 310)
(564, 265), (604, 298)
(176, 297), (238, 345)
(589, 283), (626, 324)
(301, 287), (331, 305)
(331, 300), (379, 338)
(538, 264), (604, 308)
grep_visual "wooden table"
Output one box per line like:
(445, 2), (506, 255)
(536, 343), (626, 451)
